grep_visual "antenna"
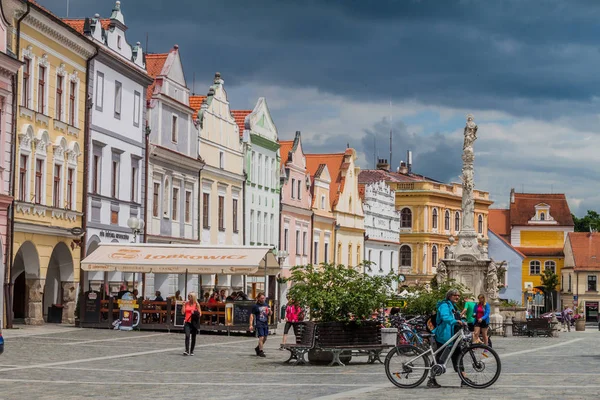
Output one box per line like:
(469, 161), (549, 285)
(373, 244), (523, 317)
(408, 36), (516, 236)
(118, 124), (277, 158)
(389, 99), (392, 169)
(66, 0), (69, 18)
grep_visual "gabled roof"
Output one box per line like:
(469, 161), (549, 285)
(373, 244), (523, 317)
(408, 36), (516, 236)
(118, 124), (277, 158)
(488, 209), (511, 237)
(145, 52), (169, 101)
(189, 95), (206, 120)
(305, 152), (346, 209)
(306, 159), (330, 208)
(567, 232), (600, 271)
(515, 247), (564, 257)
(232, 110), (252, 137)
(62, 18), (111, 34)
(279, 140), (294, 165)
(510, 193), (574, 226)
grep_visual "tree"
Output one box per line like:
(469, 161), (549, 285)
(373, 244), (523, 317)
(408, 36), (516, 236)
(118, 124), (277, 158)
(540, 269), (560, 311)
(398, 280), (471, 317)
(572, 210), (600, 232)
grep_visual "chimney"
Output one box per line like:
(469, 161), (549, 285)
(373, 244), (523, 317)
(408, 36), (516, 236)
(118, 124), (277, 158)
(399, 161), (408, 174)
(510, 188), (515, 204)
(376, 158), (390, 171)
(407, 150), (413, 174)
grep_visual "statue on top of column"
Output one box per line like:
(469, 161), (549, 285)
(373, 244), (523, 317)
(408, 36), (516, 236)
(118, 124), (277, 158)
(460, 114), (478, 232)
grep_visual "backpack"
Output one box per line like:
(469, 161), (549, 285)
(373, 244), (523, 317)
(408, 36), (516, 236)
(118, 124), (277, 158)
(426, 312), (437, 332)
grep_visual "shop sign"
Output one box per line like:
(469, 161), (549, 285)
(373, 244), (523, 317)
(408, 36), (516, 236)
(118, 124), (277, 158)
(100, 230), (130, 240)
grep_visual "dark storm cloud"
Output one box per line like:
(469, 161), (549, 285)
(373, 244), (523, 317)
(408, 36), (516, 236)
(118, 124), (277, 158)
(39, 0), (600, 118)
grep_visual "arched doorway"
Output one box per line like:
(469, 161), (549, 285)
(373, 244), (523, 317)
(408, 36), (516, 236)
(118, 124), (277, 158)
(43, 242), (74, 323)
(12, 241), (40, 324)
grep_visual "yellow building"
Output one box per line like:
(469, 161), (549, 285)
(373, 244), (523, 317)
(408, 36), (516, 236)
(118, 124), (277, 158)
(361, 162), (492, 285)
(7, 0), (95, 324)
(306, 158), (335, 265)
(489, 190), (574, 310)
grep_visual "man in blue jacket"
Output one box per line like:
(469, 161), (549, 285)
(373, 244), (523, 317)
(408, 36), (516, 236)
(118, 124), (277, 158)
(429, 288), (466, 388)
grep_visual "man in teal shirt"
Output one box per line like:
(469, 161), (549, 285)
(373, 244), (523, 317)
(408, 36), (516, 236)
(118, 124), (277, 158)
(461, 295), (476, 332)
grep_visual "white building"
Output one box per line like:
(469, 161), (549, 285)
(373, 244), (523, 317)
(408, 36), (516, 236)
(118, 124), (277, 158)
(362, 180), (401, 290)
(65, 3), (153, 295)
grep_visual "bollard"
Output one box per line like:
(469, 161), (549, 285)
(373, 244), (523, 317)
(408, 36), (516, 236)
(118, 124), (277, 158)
(504, 318), (513, 337)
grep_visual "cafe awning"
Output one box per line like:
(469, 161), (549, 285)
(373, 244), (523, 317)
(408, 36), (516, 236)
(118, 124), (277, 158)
(81, 243), (280, 275)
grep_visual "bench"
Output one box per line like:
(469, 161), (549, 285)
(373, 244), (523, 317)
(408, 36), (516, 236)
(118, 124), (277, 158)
(526, 318), (552, 337)
(316, 321), (392, 366)
(282, 322), (317, 365)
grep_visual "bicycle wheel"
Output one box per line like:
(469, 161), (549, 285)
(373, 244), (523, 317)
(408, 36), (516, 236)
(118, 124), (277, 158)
(457, 343), (501, 389)
(385, 345), (430, 388)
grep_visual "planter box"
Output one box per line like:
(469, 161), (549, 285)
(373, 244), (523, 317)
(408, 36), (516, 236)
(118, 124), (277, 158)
(575, 319), (586, 331)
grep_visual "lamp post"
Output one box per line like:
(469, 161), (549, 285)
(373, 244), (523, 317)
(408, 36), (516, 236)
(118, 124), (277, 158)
(127, 217), (145, 243)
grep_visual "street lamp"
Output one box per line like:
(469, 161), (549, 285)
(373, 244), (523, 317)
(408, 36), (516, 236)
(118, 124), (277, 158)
(127, 217), (145, 243)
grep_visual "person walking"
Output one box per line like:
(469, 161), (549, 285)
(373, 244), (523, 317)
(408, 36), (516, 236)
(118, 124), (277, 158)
(562, 306), (572, 332)
(461, 295), (477, 332)
(249, 292), (271, 357)
(472, 294), (491, 347)
(183, 292), (201, 356)
(280, 297), (301, 348)
(429, 289), (467, 389)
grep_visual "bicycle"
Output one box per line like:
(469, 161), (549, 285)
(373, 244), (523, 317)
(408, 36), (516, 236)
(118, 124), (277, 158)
(384, 324), (501, 389)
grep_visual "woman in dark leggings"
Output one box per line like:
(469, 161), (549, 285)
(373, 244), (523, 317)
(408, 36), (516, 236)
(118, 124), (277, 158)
(183, 292), (201, 356)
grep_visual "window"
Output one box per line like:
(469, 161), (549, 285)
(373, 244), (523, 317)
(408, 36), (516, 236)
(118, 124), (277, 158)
(544, 261), (556, 274)
(390, 252), (394, 272)
(53, 164), (61, 208)
(95, 71), (104, 111)
(114, 81), (122, 118)
(588, 275), (597, 292)
(314, 241), (319, 264)
(431, 245), (438, 269)
(153, 182), (160, 217)
(34, 159), (43, 204)
(133, 91), (140, 126)
(444, 210), (450, 231)
(37, 65), (46, 113)
(295, 231), (300, 255)
(172, 187), (179, 221)
(529, 260), (541, 275)
(297, 179), (302, 200)
(117, 35), (122, 49)
(131, 164), (138, 202)
(22, 58), (30, 107)
(232, 199), (238, 232)
(19, 155), (28, 201)
(400, 245), (411, 267)
(444, 246), (450, 259)
(55, 74), (63, 120)
(202, 193), (210, 228)
(291, 178), (296, 198)
(111, 210), (118, 224)
(256, 212), (261, 242)
(303, 232), (307, 255)
(400, 208), (412, 228)
(478, 214), (484, 234)
(258, 154), (262, 185)
(185, 191), (192, 223)
(540, 212), (545, 221)
(66, 168), (74, 209)
(218, 195), (225, 231)
(455, 212), (460, 231)
(250, 211), (255, 242)
(568, 274), (572, 292)
(432, 208), (438, 229)
(324, 243), (329, 263)
(348, 244), (353, 266)
(270, 214), (274, 245)
(263, 213), (267, 244)
(69, 81), (76, 125)
(163, 179), (169, 217)
(321, 195), (325, 209)
(111, 160), (119, 198)
(92, 154), (100, 194)
(284, 228), (289, 251)
(171, 115), (178, 142)
(219, 151), (224, 169)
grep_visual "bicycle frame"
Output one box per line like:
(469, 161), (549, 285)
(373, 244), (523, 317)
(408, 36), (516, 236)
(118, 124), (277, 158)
(399, 326), (470, 372)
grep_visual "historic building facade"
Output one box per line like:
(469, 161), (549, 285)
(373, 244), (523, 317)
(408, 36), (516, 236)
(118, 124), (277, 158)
(64, 2), (152, 295)
(306, 160), (335, 267)
(8, 0), (95, 324)
(0, 0), (23, 328)
(489, 190), (574, 309)
(487, 230), (525, 304)
(194, 73), (244, 293)
(358, 174), (401, 290)
(279, 132), (312, 299)
(306, 148), (364, 268)
(145, 45), (203, 297)
(360, 161), (492, 286)
(238, 98), (280, 295)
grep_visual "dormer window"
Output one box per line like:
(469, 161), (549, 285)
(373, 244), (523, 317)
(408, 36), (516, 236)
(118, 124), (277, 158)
(540, 212), (545, 221)
(530, 203), (556, 224)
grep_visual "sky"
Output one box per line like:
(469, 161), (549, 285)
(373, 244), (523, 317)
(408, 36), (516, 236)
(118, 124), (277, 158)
(37, 0), (600, 216)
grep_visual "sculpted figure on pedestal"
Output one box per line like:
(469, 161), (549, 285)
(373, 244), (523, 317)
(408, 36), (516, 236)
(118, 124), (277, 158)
(436, 260), (448, 285)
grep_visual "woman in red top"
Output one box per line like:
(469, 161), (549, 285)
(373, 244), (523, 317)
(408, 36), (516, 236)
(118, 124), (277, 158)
(183, 292), (201, 356)
(280, 298), (301, 348)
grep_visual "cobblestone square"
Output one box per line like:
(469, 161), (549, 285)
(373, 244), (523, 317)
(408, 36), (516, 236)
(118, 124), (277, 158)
(0, 325), (599, 399)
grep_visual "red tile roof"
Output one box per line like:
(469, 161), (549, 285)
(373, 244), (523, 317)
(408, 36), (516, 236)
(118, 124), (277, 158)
(567, 232), (600, 271)
(306, 159), (329, 207)
(62, 18), (111, 34)
(189, 95), (206, 120)
(305, 153), (346, 208)
(145, 53), (169, 101)
(510, 193), (574, 226)
(515, 247), (564, 257)
(279, 140), (294, 165)
(231, 110), (252, 137)
(488, 209), (511, 237)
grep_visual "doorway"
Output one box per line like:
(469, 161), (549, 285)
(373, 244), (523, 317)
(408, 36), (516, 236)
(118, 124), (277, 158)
(12, 271), (26, 320)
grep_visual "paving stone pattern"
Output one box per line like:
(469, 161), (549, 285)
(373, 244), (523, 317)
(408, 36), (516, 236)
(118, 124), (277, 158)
(0, 324), (599, 399)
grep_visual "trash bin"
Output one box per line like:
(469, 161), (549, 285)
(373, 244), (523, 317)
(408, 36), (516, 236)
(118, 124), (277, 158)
(47, 304), (64, 323)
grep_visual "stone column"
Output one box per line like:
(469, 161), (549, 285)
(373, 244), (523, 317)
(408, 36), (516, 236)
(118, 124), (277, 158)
(62, 281), (77, 324)
(25, 279), (45, 325)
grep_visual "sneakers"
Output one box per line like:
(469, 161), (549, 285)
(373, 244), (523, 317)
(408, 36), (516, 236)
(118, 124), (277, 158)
(258, 351), (266, 358)
(426, 378), (441, 388)
(254, 346), (260, 356)
(190, 353), (194, 356)
(182, 351), (189, 356)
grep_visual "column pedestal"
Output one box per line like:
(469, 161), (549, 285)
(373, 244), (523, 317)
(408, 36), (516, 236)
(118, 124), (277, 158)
(25, 279), (44, 325)
(62, 281), (77, 324)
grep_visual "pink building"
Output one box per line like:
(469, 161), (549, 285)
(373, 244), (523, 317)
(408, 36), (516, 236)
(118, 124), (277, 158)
(0, 3), (24, 328)
(279, 131), (313, 298)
